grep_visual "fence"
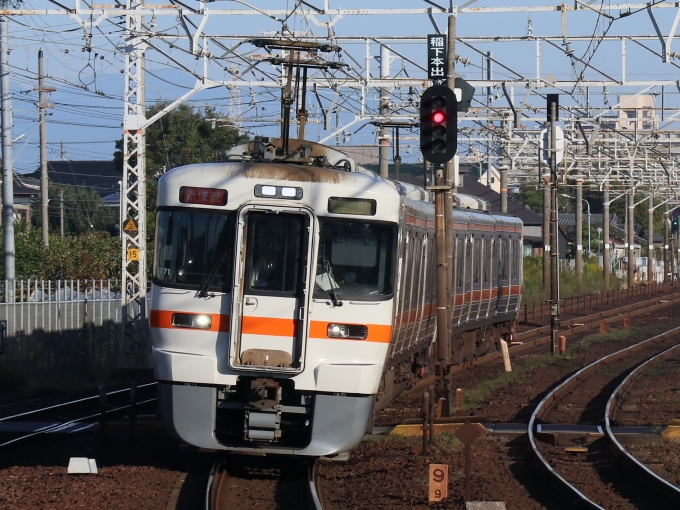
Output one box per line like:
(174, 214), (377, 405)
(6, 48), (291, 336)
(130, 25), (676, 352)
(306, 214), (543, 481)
(0, 279), (133, 382)
(521, 280), (680, 325)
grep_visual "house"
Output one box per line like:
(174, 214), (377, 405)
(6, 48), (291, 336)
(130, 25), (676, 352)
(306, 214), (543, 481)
(28, 160), (122, 198)
(397, 172), (569, 259)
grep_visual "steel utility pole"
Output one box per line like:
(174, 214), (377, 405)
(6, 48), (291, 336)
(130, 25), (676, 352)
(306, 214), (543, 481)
(603, 182), (610, 289)
(628, 189), (635, 286)
(37, 50), (54, 248)
(664, 204), (669, 284)
(378, 45), (390, 178)
(648, 195), (654, 283)
(543, 174), (550, 299)
(549, 99), (560, 355)
(0, 15), (15, 291)
(576, 179), (583, 289)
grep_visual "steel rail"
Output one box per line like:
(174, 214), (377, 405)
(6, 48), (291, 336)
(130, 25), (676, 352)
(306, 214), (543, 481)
(0, 382), (157, 422)
(206, 457), (320, 510)
(527, 325), (680, 508)
(308, 461), (323, 510)
(605, 342), (680, 504)
(402, 291), (680, 399)
(0, 398), (157, 450)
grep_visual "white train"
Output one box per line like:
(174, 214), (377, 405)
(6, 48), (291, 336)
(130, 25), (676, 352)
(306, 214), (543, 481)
(151, 137), (522, 456)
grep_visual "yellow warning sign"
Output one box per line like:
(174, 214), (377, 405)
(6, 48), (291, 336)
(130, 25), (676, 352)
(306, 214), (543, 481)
(127, 248), (140, 261)
(123, 218), (138, 232)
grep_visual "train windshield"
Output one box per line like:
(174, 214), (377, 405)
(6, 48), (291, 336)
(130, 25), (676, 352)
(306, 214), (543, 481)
(153, 209), (235, 292)
(314, 219), (396, 301)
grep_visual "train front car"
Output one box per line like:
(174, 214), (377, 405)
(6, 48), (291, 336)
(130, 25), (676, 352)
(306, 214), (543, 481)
(151, 150), (400, 456)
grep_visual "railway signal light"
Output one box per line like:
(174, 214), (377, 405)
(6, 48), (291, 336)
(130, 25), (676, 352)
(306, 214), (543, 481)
(420, 85), (457, 164)
(673, 217), (679, 233)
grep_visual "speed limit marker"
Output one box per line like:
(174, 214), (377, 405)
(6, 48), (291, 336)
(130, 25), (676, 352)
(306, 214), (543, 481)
(428, 463), (448, 503)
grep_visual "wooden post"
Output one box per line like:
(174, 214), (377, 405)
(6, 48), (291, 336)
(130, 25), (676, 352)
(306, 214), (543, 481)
(421, 391), (430, 455)
(455, 388), (463, 415)
(500, 339), (512, 372)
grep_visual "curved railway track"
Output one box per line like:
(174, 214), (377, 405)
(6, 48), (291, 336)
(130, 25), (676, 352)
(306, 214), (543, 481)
(528, 325), (680, 509)
(206, 456), (323, 510)
(403, 286), (680, 399)
(605, 342), (680, 504)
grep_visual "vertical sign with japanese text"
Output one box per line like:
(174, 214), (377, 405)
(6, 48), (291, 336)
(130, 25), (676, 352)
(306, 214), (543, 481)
(427, 34), (447, 82)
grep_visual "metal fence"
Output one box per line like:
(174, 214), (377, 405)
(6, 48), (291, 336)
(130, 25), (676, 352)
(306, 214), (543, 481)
(0, 279), (122, 337)
(0, 279), (131, 381)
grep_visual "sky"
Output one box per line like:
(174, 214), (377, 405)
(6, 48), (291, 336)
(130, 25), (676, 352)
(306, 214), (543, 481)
(5, 0), (680, 175)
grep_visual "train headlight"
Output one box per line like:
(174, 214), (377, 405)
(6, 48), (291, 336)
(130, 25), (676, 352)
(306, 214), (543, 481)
(172, 313), (213, 330)
(327, 323), (368, 340)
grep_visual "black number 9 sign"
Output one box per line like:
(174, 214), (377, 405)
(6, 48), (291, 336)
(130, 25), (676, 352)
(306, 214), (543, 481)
(432, 468), (445, 483)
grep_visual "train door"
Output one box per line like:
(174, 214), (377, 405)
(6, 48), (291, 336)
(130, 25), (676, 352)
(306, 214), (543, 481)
(229, 206), (313, 373)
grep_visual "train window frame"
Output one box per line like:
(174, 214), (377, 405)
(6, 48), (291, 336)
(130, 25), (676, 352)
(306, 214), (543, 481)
(313, 217), (398, 302)
(482, 236), (491, 285)
(152, 206), (236, 293)
(242, 211), (308, 297)
(473, 237), (482, 285)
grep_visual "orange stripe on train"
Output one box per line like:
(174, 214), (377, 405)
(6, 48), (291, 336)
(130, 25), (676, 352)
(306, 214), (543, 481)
(150, 310), (391, 342)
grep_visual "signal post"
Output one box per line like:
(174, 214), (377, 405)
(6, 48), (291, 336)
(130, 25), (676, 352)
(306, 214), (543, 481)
(421, 77), (457, 409)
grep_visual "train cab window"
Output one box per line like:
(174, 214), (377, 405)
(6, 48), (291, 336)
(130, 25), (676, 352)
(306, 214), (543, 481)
(244, 212), (305, 294)
(473, 238), (482, 285)
(313, 219), (396, 300)
(153, 209), (235, 291)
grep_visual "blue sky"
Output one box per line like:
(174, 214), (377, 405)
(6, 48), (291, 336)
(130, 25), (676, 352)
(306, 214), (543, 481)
(6, 0), (680, 174)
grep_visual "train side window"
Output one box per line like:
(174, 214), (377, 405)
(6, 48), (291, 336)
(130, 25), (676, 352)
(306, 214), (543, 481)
(482, 238), (490, 284)
(456, 238), (464, 289)
(499, 238), (509, 281)
(512, 239), (520, 281)
(473, 238), (481, 284)
(465, 239), (472, 289)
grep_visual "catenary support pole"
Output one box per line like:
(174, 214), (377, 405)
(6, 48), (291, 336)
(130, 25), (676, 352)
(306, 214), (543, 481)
(543, 175), (550, 299)
(38, 50), (49, 247)
(576, 179), (583, 288)
(500, 164), (508, 213)
(648, 194), (654, 283)
(628, 189), (635, 286)
(1, 15), (15, 289)
(378, 45), (390, 178)
(549, 101), (559, 355)
(664, 204), (669, 284)
(603, 183), (610, 289)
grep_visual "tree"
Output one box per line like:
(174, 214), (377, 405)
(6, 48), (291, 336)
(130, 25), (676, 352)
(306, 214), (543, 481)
(31, 183), (118, 237)
(114, 102), (249, 268)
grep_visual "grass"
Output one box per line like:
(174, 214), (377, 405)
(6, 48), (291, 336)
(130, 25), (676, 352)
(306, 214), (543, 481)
(523, 256), (621, 307)
(462, 323), (669, 410)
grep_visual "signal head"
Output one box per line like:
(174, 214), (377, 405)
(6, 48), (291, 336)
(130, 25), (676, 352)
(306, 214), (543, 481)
(432, 110), (446, 124)
(419, 85), (458, 164)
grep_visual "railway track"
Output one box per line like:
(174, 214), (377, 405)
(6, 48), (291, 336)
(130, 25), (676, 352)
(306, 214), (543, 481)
(528, 325), (680, 509)
(605, 342), (680, 504)
(404, 285), (680, 398)
(206, 455), (323, 510)
(0, 382), (158, 451)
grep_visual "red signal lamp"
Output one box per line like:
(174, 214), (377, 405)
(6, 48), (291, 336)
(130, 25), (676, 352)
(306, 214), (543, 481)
(432, 110), (446, 124)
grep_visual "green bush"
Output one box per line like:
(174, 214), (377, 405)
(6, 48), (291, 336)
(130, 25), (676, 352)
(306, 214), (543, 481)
(0, 227), (120, 280)
(522, 255), (620, 307)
